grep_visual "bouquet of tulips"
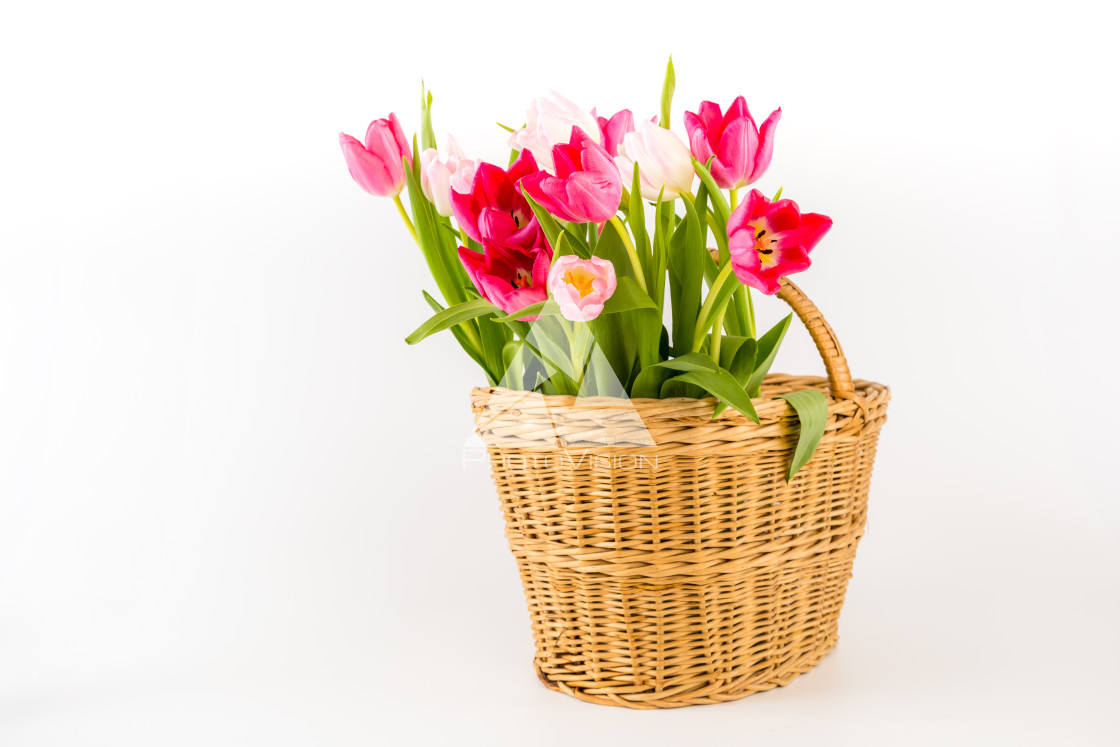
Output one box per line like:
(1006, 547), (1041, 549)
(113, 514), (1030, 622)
(340, 60), (836, 474)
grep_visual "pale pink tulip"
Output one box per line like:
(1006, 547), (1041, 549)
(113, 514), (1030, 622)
(547, 255), (617, 322)
(508, 91), (600, 174)
(420, 135), (478, 217)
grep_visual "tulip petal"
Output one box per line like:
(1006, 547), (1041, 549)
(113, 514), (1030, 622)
(506, 148), (540, 183)
(340, 133), (398, 197)
(794, 212), (832, 253)
(717, 117), (757, 189)
(748, 108), (781, 184)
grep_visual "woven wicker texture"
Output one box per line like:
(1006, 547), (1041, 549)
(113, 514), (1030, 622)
(471, 280), (889, 708)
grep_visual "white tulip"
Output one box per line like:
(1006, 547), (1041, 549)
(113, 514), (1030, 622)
(615, 121), (695, 201)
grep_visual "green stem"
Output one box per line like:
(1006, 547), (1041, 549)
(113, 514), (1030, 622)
(744, 286), (756, 338)
(393, 194), (418, 244)
(608, 215), (649, 293)
(692, 262), (737, 352)
(729, 187), (739, 211)
(705, 213), (729, 256)
(709, 304), (728, 364)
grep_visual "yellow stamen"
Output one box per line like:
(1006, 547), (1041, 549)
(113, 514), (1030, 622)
(562, 267), (597, 299)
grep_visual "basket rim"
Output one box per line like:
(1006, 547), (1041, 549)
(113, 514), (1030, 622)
(474, 373), (887, 409)
(471, 373), (889, 433)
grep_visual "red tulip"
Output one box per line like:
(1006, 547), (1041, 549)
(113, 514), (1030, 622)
(684, 97), (780, 190)
(459, 233), (552, 319)
(450, 149), (541, 249)
(726, 189), (831, 294)
(518, 127), (622, 224)
(339, 113), (412, 197)
(595, 109), (635, 157)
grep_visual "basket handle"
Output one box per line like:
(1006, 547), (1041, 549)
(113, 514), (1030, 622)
(774, 279), (854, 397)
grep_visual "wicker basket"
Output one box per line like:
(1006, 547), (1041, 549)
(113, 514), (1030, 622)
(470, 280), (889, 709)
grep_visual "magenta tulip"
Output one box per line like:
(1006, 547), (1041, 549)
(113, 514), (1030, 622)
(517, 127), (622, 224)
(459, 234), (552, 319)
(726, 189), (832, 295)
(596, 109), (635, 157)
(450, 149), (542, 249)
(684, 98), (780, 189)
(339, 113), (412, 197)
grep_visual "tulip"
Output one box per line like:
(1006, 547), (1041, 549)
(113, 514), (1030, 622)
(420, 135), (478, 217)
(339, 113), (412, 197)
(509, 91), (601, 173)
(726, 189), (832, 295)
(615, 120), (695, 200)
(684, 97), (780, 189)
(450, 149), (542, 249)
(596, 109), (635, 157)
(517, 127), (623, 224)
(547, 255), (617, 322)
(459, 235), (552, 319)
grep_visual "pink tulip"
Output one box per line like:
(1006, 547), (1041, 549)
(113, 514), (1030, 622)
(547, 255), (617, 322)
(459, 234), (552, 319)
(615, 120), (694, 200)
(509, 92), (601, 173)
(595, 109), (635, 157)
(517, 127), (622, 224)
(420, 135), (478, 217)
(339, 113), (412, 197)
(684, 97), (780, 189)
(726, 189), (832, 295)
(450, 150), (542, 249)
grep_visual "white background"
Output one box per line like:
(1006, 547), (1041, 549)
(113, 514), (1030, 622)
(2, 0), (1118, 744)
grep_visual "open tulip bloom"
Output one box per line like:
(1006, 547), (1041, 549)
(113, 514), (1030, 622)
(342, 64), (837, 445)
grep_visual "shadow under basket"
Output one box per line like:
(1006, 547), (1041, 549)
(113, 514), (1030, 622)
(470, 280), (890, 709)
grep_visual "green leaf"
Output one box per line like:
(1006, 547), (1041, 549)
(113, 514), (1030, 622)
(552, 230), (579, 259)
(405, 298), (499, 345)
(692, 158), (732, 227)
(659, 55), (675, 130)
(667, 196), (705, 353)
(779, 389), (829, 481)
(496, 122), (516, 133)
(671, 365), (760, 423)
(772, 186), (783, 201)
(422, 291), (491, 380)
(631, 353), (719, 399)
(522, 193), (590, 258)
(713, 338), (757, 417)
(745, 314), (792, 397)
(521, 192), (563, 248)
(602, 276), (656, 314)
(627, 162), (652, 280)
(561, 222), (592, 257)
(490, 301), (553, 323)
(403, 151), (468, 307)
(652, 186), (670, 310)
(500, 341), (526, 390)
(420, 81), (436, 151)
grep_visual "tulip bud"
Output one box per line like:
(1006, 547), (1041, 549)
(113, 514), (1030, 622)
(339, 113), (413, 197)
